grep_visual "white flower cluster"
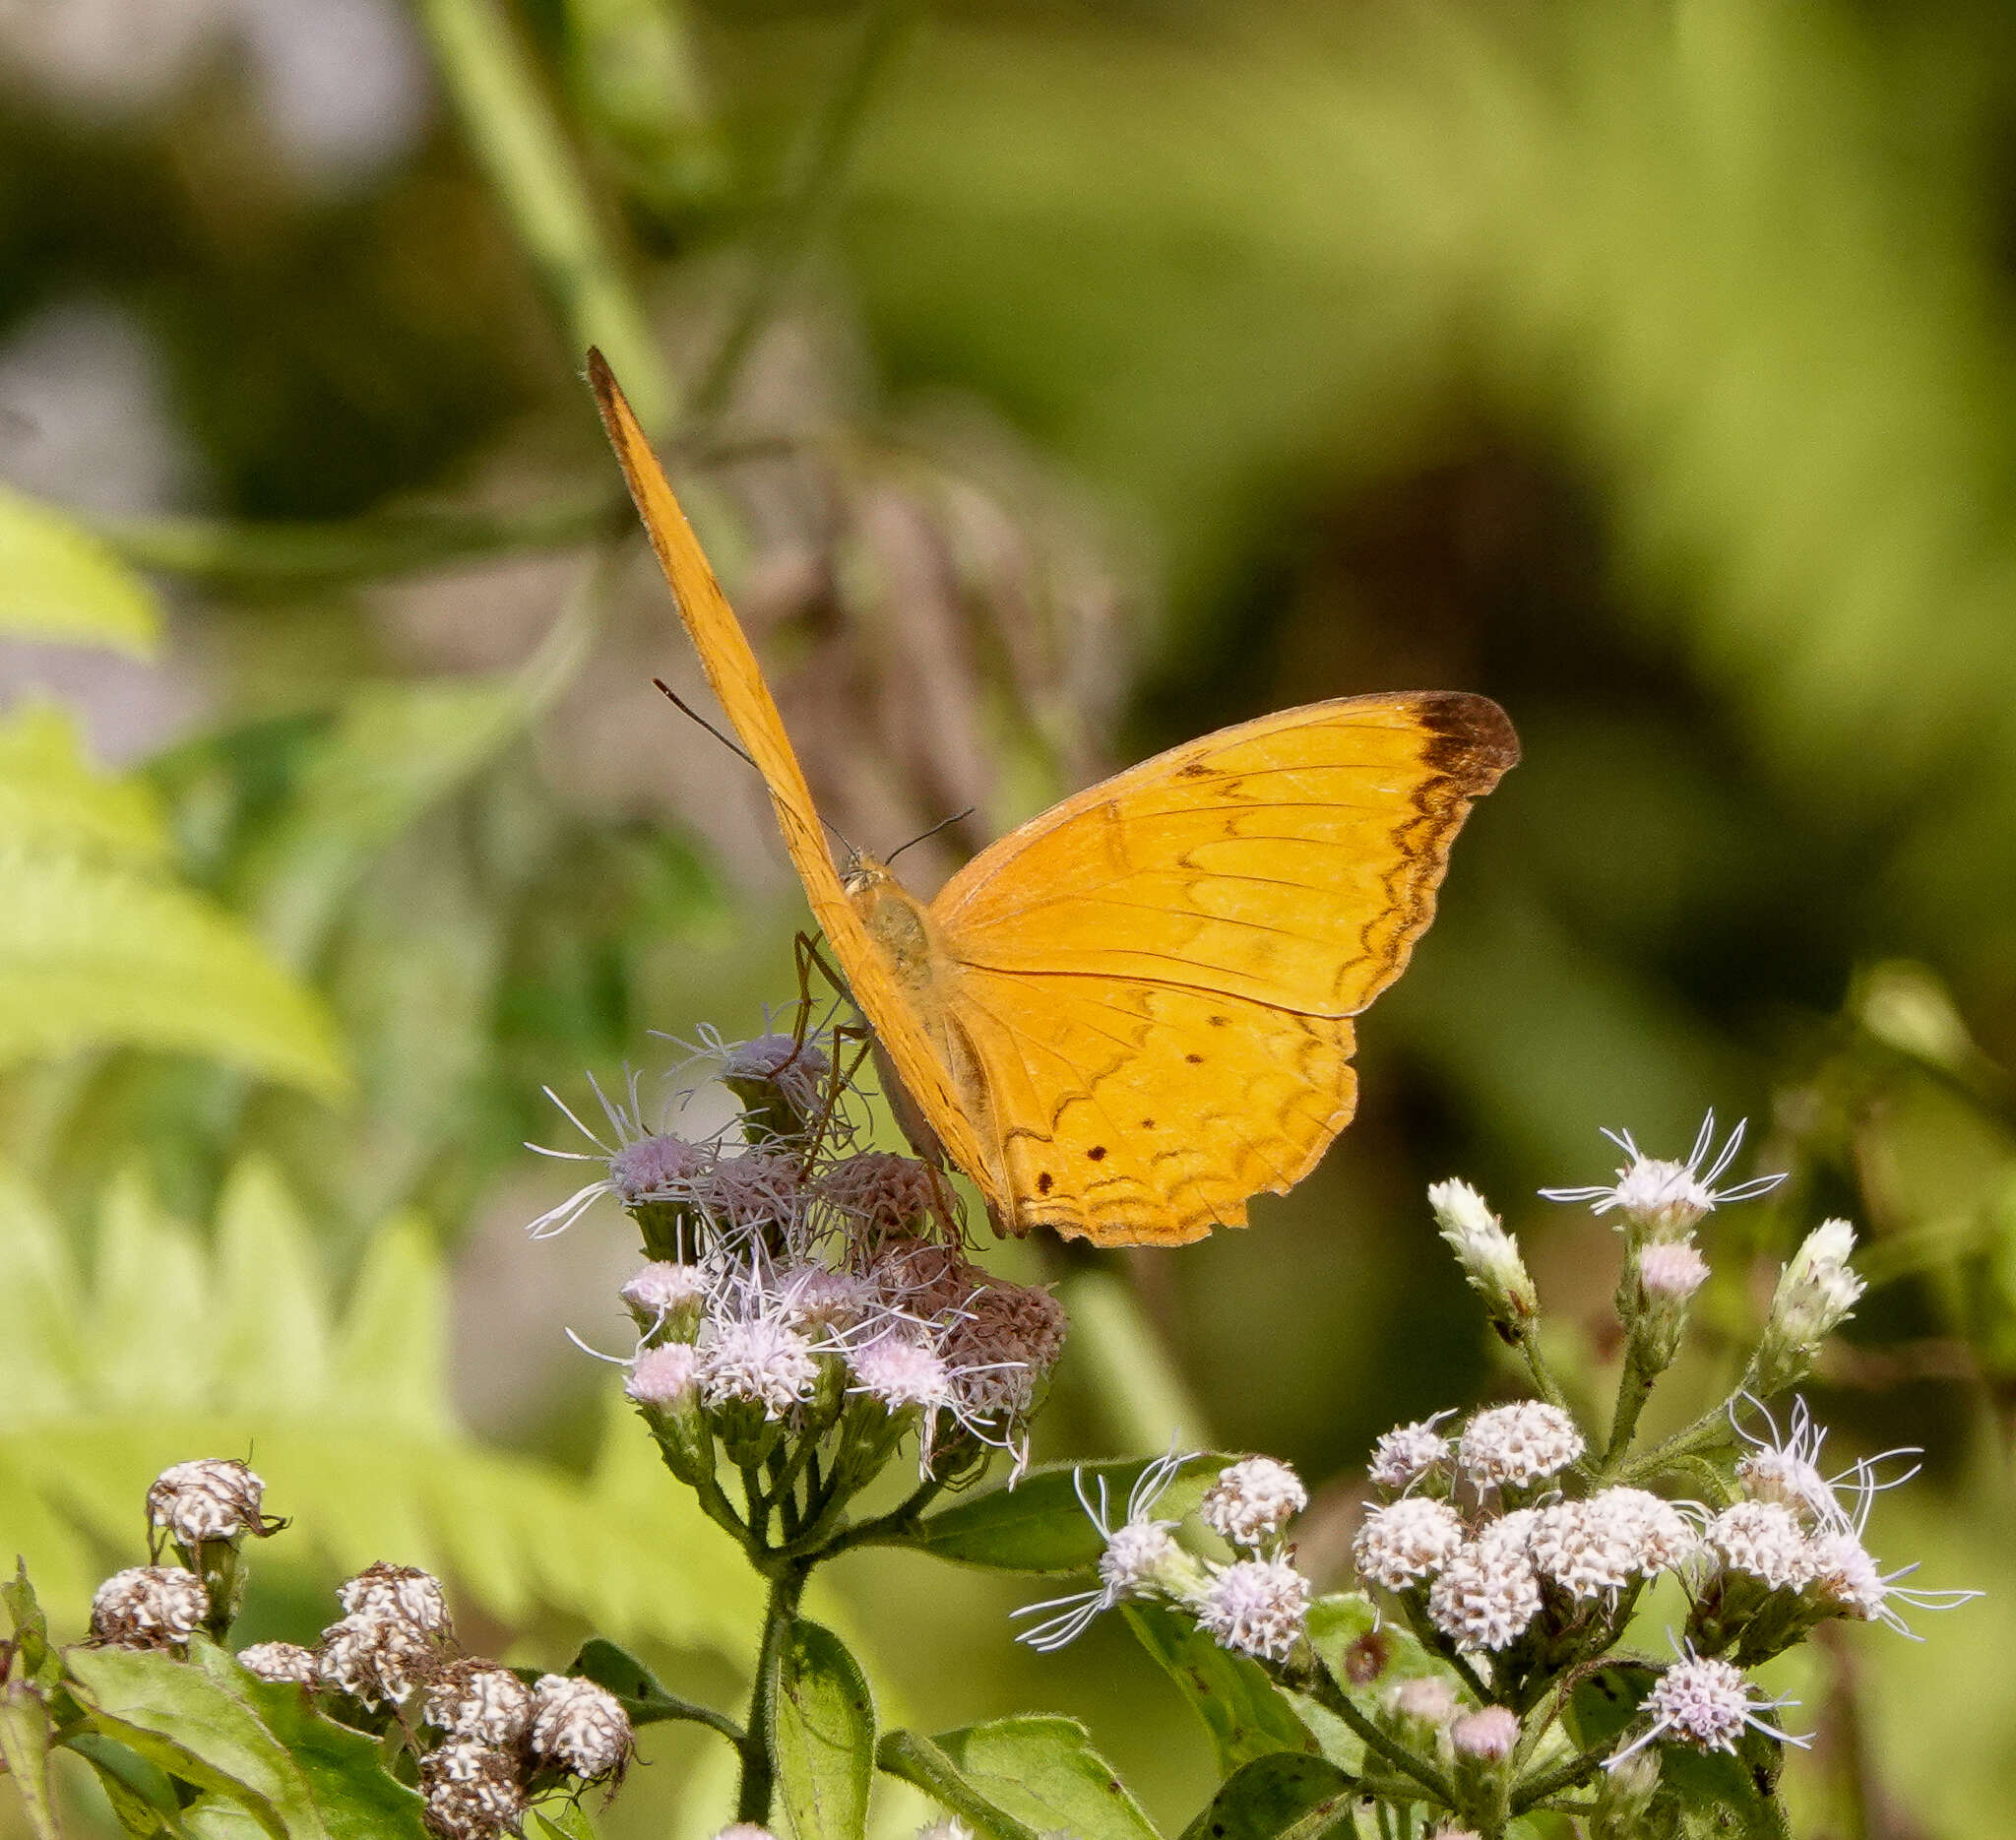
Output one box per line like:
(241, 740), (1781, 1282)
(1353, 1405), (1693, 1654)
(1017, 1451), (1312, 1663)
(219, 1551), (635, 1840)
(1702, 1399), (1977, 1636)
(1543, 1111), (1784, 1239)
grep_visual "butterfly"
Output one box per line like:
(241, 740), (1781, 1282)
(588, 351), (1517, 1246)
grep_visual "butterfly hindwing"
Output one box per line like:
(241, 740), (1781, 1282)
(924, 694), (1515, 1242)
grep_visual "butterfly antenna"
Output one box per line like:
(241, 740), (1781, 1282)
(652, 677), (860, 860)
(652, 677), (759, 772)
(885, 806), (976, 866)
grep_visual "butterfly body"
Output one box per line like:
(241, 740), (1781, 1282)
(589, 351), (1518, 1247)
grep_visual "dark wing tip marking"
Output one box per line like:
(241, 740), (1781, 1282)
(1410, 692), (1521, 788)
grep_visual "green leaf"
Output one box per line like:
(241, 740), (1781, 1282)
(0, 1681), (60, 1840)
(0, 846), (346, 1097)
(65, 1642), (320, 1840)
(0, 486), (160, 656)
(3, 1558), (59, 1690)
(235, 599), (594, 968)
(192, 1647), (428, 1840)
(926, 1716), (1161, 1840)
(1177, 1753), (1356, 1840)
(0, 704), (168, 865)
(771, 1618), (874, 1840)
(1563, 1664), (1657, 1754)
(568, 1637), (741, 1738)
(526, 1808), (599, 1840)
(876, 1730), (1043, 1840)
(1122, 1604), (1313, 1777)
(1295, 1591), (1460, 1768)
(903, 1453), (1229, 1572)
(64, 1731), (186, 1834)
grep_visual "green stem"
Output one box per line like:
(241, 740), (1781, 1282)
(1615, 1400), (1738, 1487)
(1302, 1667), (1457, 1809)
(1508, 1743), (1609, 1814)
(417, 0), (676, 428)
(685, 0), (921, 424)
(736, 1561), (810, 1823)
(818, 1477), (945, 1557)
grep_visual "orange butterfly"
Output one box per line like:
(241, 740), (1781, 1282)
(589, 352), (1517, 1246)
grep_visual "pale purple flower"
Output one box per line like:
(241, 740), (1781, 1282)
(1543, 1113), (1784, 1237)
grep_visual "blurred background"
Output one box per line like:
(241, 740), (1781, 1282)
(1, 0), (2014, 1834)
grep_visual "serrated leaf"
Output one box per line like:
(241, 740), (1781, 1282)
(327, 1213), (447, 1433)
(0, 704), (167, 865)
(0, 1680), (60, 1840)
(65, 1642), (319, 1840)
(0, 486), (160, 656)
(903, 1453), (1229, 1572)
(192, 1645), (428, 1840)
(927, 1717), (1161, 1840)
(214, 1159), (331, 1411)
(1123, 1604), (1313, 1778)
(1176, 1753), (1356, 1840)
(772, 1618), (874, 1840)
(0, 846), (346, 1096)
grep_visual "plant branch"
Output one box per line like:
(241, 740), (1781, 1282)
(1299, 1665), (1457, 1808)
(417, 0), (676, 428)
(735, 1561), (809, 1823)
(685, 0), (922, 424)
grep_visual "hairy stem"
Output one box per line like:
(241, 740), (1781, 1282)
(1301, 1666), (1457, 1809)
(736, 1561), (810, 1823)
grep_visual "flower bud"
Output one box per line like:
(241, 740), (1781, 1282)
(1595, 1745), (1661, 1837)
(1752, 1220), (1864, 1393)
(1629, 1240), (1710, 1371)
(1428, 1180), (1538, 1329)
(620, 1261), (709, 1343)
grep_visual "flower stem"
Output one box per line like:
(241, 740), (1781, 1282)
(736, 1560), (810, 1822)
(1298, 1664), (1457, 1808)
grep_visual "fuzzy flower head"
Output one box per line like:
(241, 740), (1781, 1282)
(1609, 1646), (1807, 1767)
(939, 1279), (1068, 1418)
(530, 1674), (633, 1780)
(1392, 1675), (1460, 1727)
(420, 1741), (525, 1840)
(1428, 1179), (1538, 1322)
(1639, 1240), (1710, 1302)
(339, 1562), (451, 1634)
(425, 1660), (536, 1746)
(619, 1260), (711, 1333)
(1354, 1496), (1465, 1591)
(91, 1567), (209, 1650)
(779, 1263), (882, 1335)
(700, 1312), (820, 1418)
(1196, 1554), (1310, 1661)
(1427, 1537), (1543, 1653)
(819, 1152), (942, 1241)
(1705, 1501), (1817, 1594)
(1543, 1112), (1784, 1239)
(1201, 1457), (1307, 1551)
(1732, 1396), (1852, 1528)
(1368, 1415), (1454, 1494)
(1451, 1706), (1520, 1761)
(147, 1459), (273, 1547)
(1457, 1402), (1585, 1493)
(525, 1071), (695, 1238)
(1803, 1522), (1981, 1637)
(1530, 1490), (1697, 1601)
(1015, 1450), (1202, 1652)
(849, 1331), (954, 1415)
(627, 1341), (704, 1410)
(237, 1641), (320, 1685)
(718, 1030), (831, 1122)
(317, 1609), (435, 1707)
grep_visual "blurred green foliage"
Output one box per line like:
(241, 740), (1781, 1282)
(1, 0), (2015, 1834)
